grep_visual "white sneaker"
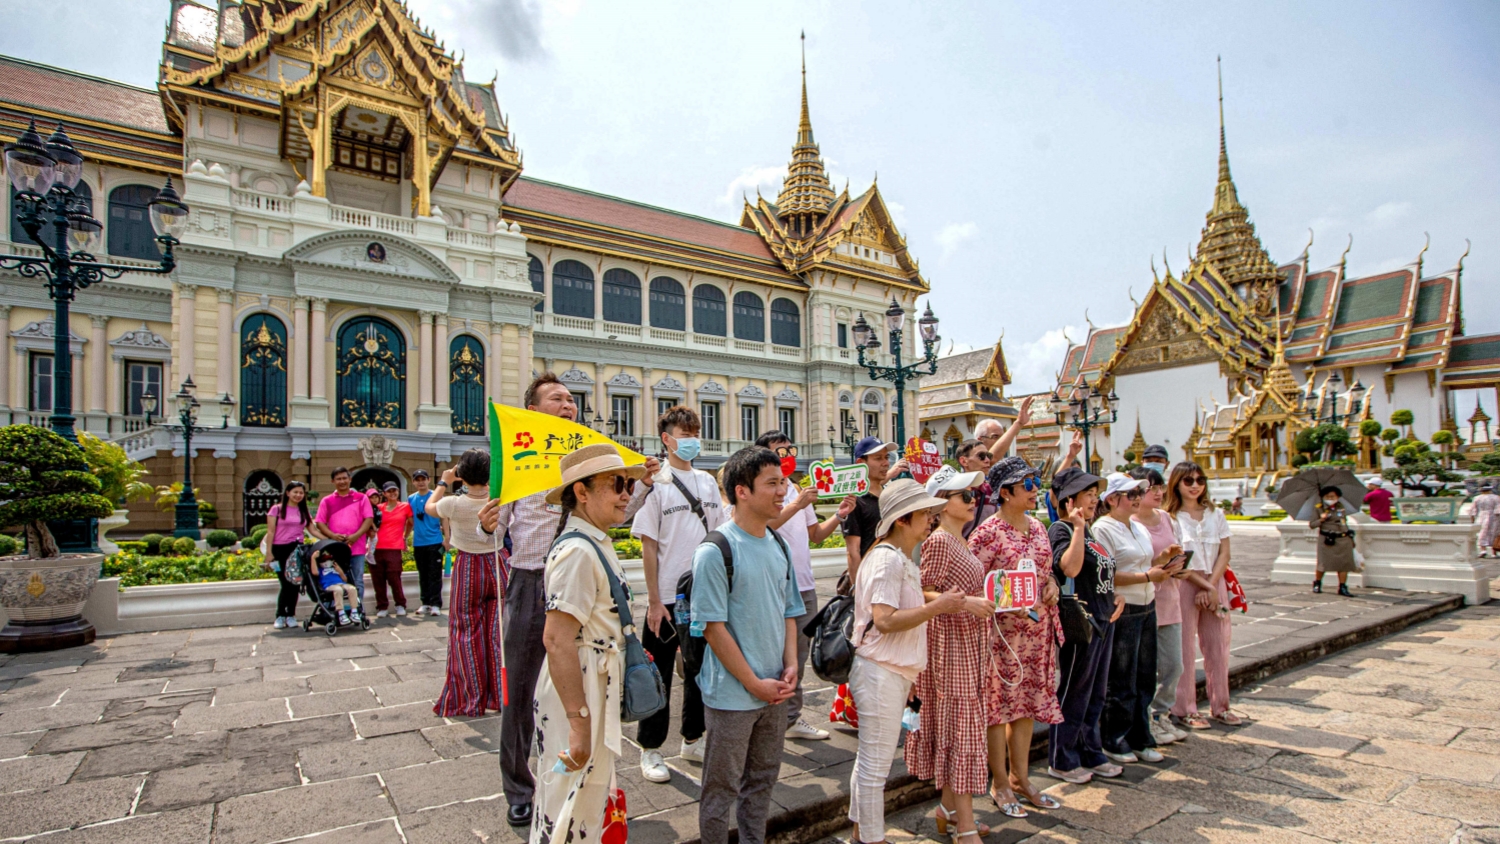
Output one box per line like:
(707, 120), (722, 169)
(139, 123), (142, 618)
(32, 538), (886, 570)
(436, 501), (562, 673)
(1169, 719), (1190, 742)
(414, 605), (428, 617)
(430, 607), (443, 617)
(272, 616), (286, 629)
(1047, 766), (1093, 784)
(639, 749), (670, 783)
(1103, 749), (1137, 764)
(395, 606), (407, 617)
(1150, 715), (1178, 745)
(1137, 747), (1165, 763)
(1089, 762), (1124, 778)
(376, 609), (389, 618)
(337, 611), (351, 625)
(679, 737), (704, 763)
(786, 718), (831, 740)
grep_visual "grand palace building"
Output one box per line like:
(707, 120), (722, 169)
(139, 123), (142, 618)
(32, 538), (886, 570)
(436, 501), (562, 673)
(0, 0), (930, 533)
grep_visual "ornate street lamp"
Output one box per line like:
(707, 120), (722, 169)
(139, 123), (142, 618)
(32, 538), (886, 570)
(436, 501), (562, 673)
(159, 377), (210, 539)
(1, 120), (187, 552)
(854, 298), (940, 446)
(1055, 380), (1117, 473)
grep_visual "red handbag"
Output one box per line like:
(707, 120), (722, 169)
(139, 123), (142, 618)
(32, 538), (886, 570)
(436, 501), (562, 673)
(1223, 568), (1248, 613)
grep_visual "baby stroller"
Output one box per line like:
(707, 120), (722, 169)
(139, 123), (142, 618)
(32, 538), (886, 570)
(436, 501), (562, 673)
(298, 539), (372, 636)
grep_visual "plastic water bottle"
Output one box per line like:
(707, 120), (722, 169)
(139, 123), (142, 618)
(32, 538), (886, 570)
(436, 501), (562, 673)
(901, 707), (920, 733)
(269, 560), (281, 574)
(674, 592), (690, 627)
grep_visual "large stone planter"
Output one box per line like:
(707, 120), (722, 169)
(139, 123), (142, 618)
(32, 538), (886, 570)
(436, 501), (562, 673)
(97, 509), (130, 555)
(0, 553), (102, 652)
(1269, 519), (1494, 604)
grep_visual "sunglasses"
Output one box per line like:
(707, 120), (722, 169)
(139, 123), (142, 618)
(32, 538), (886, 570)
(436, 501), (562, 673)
(975, 452), (995, 462)
(1182, 477), (1207, 487)
(942, 489), (976, 504)
(1005, 476), (1041, 492)
(599, 474), (637, 496)
(1125, 489), (1144, 500)
(775, 445), (798, 458)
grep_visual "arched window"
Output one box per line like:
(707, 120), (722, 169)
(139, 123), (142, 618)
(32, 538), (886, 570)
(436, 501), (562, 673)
(336, 316), (405, 428)
(107, 185), (163, 261)
(552, 259), (594, 318)
(242, 470), (283, 532)
(733, 292), (764, 342)
(771, 298), (801, 347)
(528, 254), (543, 313)
(449, 335), (485, 435)
(11, 182), (92, 245)
(602, 268), (641, 325)
(649, 277), (685, 331)
(693, 285), (726, 336)
(239, 313), (287, 427)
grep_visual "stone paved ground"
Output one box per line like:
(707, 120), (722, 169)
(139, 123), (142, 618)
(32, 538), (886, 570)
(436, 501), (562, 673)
(814, 601), (1500, 844)
(0, 532), (1477, 843)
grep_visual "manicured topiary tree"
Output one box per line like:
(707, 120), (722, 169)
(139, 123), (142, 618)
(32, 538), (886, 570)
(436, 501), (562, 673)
(0, 426), (116, 558)
(206, 529), (239, 549)
(1390, 409), (1415, 439)
(141, 533), (166, 554)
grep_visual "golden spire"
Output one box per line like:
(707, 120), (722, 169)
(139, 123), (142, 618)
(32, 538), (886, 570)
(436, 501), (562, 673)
(1194, 57), (1281, 317)
(1264, 293), (1298, 400)
(775, 31), (836, 236)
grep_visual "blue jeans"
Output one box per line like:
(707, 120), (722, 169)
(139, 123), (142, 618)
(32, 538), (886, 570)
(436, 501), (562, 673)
(348, 553), (366, 604)
(1050, 623), (1114, 772)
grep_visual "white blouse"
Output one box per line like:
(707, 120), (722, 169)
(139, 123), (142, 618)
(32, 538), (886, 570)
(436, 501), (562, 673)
(1174, 508), (1231, 574)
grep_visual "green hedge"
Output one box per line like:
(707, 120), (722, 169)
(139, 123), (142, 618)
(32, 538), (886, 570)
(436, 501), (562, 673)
(206, 529), (239, 549)
(614, 538), (642, 559)
(0, 534), (16, 556)
(115, 540), (148, 554)
(103, 549), (273, 588)
(813, 532), (845, 550)
(141, 533), (166, 554)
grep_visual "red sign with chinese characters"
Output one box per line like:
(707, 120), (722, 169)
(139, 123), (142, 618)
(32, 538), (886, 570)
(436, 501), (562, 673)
(904, 438), (944, 484)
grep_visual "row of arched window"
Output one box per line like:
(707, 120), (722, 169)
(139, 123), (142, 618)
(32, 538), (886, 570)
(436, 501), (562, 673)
(9, 184), (166, 262)
(527, 256), (802, 346)
(237, 313), (486, 432)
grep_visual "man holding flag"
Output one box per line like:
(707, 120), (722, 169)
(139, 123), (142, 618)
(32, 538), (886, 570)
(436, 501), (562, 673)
(477, 373), (657, 829)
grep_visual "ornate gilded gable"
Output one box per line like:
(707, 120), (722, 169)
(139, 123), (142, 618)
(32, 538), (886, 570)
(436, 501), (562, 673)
(1110, 294), (1219, 376)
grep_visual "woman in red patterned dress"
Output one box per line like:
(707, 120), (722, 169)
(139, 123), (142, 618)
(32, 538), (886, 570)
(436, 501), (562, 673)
(968, 457), (1064, 813)
(906, 467), (1004, 840)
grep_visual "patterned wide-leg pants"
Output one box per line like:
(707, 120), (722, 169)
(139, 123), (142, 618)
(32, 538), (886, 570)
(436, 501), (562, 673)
(434, 551), (508, 717)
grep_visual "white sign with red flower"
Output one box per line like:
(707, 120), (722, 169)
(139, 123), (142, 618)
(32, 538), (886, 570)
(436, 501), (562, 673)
(808, 459), (870, 499)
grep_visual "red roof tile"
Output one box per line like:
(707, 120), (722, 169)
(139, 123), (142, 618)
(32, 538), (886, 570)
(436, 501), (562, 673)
(0, 55), (169, 135)
(505, 177), (781, 264)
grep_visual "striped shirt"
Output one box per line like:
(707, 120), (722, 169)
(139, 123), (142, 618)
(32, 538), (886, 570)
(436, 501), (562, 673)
(491, 482), (652, 571)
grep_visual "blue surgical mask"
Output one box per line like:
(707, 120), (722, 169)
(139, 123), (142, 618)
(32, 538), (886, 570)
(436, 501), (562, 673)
(673, 437), (701, 462)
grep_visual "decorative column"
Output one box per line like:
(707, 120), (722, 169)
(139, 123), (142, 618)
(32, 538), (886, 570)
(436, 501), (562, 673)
(434, 314), (450, 410)
(0, 305), (10, 419)
(593, 265), (605, 323)
(176, 283), (197, 387)
(309, 300), (327, 401)
(641, 367), (654, 438)
(489, 324), (504, 404)
(88, 315), (107, 415)
(726, 376), (738, 444)
(520, 327), (533, 389)
(217, 290), (234, 403)
(291, 298), (309, 400)
(417, 312), (435, 407)
(542, 262), (553, 316)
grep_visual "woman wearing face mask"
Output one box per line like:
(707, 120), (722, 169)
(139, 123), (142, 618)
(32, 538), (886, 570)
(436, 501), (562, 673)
(1310, 486), (1357, 597)
(967, 457), (1063, 812)
(532, 444), (649, 844)
(1165, 463), (1243, 729)
(905, 467), (1008, 834)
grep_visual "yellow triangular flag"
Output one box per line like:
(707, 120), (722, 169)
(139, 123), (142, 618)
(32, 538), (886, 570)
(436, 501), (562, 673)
(487, 401), (647, 505)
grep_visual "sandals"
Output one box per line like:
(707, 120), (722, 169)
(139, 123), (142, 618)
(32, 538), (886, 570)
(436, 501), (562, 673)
(1015, 787), (1061, 810)
(988, 788), (1028, 819)
(1212, 710), (1246, 726)
(1181, 713), (1212, 730)
(934, 804), (993, 835)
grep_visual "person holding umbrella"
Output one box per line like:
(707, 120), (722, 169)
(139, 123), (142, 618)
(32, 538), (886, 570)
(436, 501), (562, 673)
(1311, 487), (1357, 596)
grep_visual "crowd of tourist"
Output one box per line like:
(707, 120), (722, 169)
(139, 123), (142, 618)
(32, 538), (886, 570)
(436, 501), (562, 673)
(256, 377), (1255, 844)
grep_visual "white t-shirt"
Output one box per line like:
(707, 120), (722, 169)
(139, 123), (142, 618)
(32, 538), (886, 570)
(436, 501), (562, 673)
(1092, 515), (1155, 605)
(630, 466), (727, 603)
(1175, 508), (1231, 574)
(774, 484), (819, 593)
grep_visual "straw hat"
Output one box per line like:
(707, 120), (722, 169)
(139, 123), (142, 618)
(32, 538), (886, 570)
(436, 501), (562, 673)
(876, 478), (948, 537)
(544, 443), (650, 505)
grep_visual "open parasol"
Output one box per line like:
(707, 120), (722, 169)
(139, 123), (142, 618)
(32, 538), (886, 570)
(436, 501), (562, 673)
(1275, 467), (1367, 521)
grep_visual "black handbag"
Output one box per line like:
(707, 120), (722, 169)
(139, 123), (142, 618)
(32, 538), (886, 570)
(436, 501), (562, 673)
(802, 593), (860, 684)
(1056, 575), (1096, 646)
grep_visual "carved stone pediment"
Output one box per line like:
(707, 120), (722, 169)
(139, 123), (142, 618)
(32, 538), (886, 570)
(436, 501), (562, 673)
(697, 380), (727, 395)
(775, 387), (802, 403)
(606, 373), (642, 389)
(654, 376), (686, 394)
(11, 319), (85, 355)
(110, 323), (172, 361)
(558, 367), (594, 386)
(358, 434), (398, 466)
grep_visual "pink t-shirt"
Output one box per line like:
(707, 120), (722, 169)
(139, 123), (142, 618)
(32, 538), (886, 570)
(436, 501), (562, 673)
(1135, 509), (1182, 626)
(268, 503), (308, 546)
(315, 491), (375, 555)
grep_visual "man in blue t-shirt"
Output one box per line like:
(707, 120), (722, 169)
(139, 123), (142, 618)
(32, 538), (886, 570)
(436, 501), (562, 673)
(691, 446), (804, 844)
(407, 469), (447, 616)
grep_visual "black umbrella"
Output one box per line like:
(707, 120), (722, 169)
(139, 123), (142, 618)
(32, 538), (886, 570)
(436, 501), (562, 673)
(1275, 467), (1367, 521)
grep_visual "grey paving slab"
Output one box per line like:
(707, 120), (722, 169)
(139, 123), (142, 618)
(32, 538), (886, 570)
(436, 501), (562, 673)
(306, 666), (397, 692)
(420, 715), (500, 758)
(297, 731), (439, 782)
(137, 752), (298, 812)
(212, 774), (393, 844)
(71, 730), (228, 780)
(0, 749), (84, 792)
(23, 805), (214, 844)
(287, 687), (380, 719)
(211, 676), (311, 705)
(398, 797), (523, 844)
(381, 751), (507, 812)
(352, 700), (439, 737)
(174, 698), (291, 733)
(0, 773), (142, 839)
(31, 710), (178, 754)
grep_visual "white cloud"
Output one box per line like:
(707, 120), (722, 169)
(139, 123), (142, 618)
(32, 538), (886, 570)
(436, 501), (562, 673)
(935, 221), (978, 258)
(1008, 325), (1084, 394)
(719, 165), (784, 206)
(885, 200), (908, 228)
(1366, 201), (1413, 226)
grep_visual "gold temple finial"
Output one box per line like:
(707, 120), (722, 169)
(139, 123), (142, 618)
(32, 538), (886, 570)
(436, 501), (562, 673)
(775, 31), (835, 232)
(1128, 286), (1138, 309)
(1456, 238), (1471, 275)
(799, 31), (810, 140)
(1340, 233), (1353, 269)
(1416, 231), (1430, 273)
(1150, 255), (1159, 283)
(1163, 249), (1173, 280)
(1301, 228), (1314, 259)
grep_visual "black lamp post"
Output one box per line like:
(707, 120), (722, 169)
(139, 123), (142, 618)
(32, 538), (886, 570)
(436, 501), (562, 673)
(1312, 371), (1365, 427)
(1, 120), (187, 554)
(827, 414), (860, 457)
(159, 378), (234, 539)
(1, 120), (188, 444)
(853, 299), (940, 447)
(1050, 382), (1118, 473)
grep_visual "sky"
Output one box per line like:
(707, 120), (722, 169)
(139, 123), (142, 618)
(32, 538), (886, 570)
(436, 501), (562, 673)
(3, 1), (1497, 395)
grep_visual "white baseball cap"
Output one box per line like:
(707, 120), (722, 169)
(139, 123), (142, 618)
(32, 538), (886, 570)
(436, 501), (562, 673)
(925, 465), (985, 497)
(1102, 472), (1148, 502)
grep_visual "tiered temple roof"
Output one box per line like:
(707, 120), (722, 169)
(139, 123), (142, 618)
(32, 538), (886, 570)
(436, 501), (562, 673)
(918, 341), (1015, 426)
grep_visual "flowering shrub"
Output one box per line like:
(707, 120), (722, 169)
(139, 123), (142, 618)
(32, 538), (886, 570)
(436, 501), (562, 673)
(102, 548), (274, 588)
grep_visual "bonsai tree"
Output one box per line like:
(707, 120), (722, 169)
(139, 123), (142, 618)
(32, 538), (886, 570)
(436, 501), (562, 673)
(1294, 423), (1355, 463)
(1358, 419), (1383, 439)
(0, 425), (116, 558)
(1430, 430), (1457, 467)
(1382, 443), (1459, 496)
(77, 432), (153, 505)
(1390, 409), (1415, 439)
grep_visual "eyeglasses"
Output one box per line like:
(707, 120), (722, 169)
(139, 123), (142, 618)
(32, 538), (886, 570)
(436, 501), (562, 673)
(1125, 489), (1145, 500)
(977, 434), (1000, 443)
(775, 445), (798, 458)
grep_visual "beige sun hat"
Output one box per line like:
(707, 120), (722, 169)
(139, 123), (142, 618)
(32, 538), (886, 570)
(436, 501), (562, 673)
(544, 443), (650, 505)
(875, 478), (948, 537)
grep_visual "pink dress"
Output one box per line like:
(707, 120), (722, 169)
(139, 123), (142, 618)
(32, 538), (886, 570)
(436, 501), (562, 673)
(906, 531), (991, 795)
(968, 515), (1063, 726)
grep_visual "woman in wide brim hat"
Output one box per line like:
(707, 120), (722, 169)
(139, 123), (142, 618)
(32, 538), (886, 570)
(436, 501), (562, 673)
(531, 444), (649, 844)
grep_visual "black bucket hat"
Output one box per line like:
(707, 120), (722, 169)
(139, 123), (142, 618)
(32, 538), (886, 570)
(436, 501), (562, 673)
(988, 456), (1037, 491)
(1052, 466), (1103, 503)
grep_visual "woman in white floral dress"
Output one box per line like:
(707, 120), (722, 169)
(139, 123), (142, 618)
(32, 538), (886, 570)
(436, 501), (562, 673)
(532, 444), (648, 844)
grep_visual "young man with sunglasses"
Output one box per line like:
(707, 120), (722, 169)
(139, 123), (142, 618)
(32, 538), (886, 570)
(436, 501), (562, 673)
(757, 430), (855, 741)
(631, 405), (727, 782)
(956, 439), (997, 533)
